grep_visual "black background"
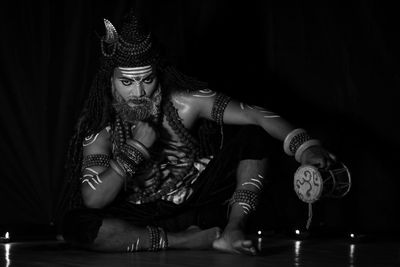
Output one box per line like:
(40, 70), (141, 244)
(0, 0), (399, 238)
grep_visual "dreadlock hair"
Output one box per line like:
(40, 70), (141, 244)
(56, 59), (115, 223)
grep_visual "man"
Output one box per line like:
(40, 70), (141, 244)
(60, 11), (335, 255)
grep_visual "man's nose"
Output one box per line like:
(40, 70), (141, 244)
(130, 82), (146, 97)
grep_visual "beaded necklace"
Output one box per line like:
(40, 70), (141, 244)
(114, 99), (201, 204)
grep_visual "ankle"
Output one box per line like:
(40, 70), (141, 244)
(225, 218), (246, 231)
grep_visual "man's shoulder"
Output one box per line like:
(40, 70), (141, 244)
(170, 88), (217, 101)
(82, 127), (111, 147)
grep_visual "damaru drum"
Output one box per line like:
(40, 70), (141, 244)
(293, 162), (351, 204)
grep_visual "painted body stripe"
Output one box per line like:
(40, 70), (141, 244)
(251, 178), (263, 185)
(82, 179), (96, 190)
(85, 168), (99, 175)
(263, 115), (281, 118)
(193, 89), (216, 98)
(83, 133), (100, 146)
(199, 89), (213, 93)
(193, 93), (216, 97)
(119, 65), (152, 71)
(242, 182), (262, 190)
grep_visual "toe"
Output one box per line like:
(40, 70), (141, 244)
(233, 240), (257, 256)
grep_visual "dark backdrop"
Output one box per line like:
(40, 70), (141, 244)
(0, 0), (399, 238)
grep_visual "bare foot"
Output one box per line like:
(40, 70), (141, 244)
(213, 227), (257, 256)
(169, 225), (221, 250)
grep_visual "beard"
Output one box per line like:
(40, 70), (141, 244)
(112, 87), (162, 123)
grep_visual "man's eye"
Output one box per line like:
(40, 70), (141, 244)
(121, 80), (132, 86)
(143, 76), (154, 84)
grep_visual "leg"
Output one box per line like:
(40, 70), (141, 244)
(213, 158), (268, 255)
(62, 209), (221, 252)
(93, 219), (221, 251)
(197, 125), (275, 255)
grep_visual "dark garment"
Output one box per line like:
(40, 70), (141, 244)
(62, 125), (278, 244)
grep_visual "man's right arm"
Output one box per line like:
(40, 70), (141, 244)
(80, 128), (125, 209)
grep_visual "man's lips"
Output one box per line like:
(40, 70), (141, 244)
(127, 99), (147, 107)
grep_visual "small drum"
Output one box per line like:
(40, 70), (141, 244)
(293, 162), (351, 204)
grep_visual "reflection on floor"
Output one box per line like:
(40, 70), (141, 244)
(1, 233), (399, 267)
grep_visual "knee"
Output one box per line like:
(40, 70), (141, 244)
(62, 208), (103, 246)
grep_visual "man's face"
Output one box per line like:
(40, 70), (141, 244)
(111, 65), (158, 102)
(111, 65), (161, 122)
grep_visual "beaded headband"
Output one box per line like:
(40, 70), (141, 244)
(101, 11), (159, 68)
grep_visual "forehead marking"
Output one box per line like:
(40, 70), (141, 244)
(119, 66), (152, 76)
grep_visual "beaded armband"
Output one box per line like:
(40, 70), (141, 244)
(283, 128), (321, 163)
(147, 226), (168, 251)
(81, 154), (110, 171)
(211, 93), (231, 125)
(229, 189), (259, 215)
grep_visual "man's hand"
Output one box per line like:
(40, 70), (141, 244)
(130, 121), (157, 148)
(300, 145), (336, 169)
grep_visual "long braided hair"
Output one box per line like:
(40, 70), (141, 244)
(55, 57), (220, 224)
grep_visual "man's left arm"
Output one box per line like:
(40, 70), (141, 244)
(191, 90), (335, 168)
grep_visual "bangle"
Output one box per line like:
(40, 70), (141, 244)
(114, 143), (146, 177)
(283, 128), (311, 156)
(109, 159), (127, 179)
(294, 139), (321, 162)
(126, 139), (151, 160)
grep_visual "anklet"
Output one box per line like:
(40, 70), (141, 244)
(147, 226), (168, 251)
(229, 189), (259, 215)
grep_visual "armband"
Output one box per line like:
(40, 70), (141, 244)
(211, 93), (231, 125)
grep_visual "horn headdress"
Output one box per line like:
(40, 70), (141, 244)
(100, 13), (158, 68)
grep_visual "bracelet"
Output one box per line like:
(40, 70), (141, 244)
(294, 139), (321, 162)
(114, 152), (140, 177)
(109, 159), (127, 179)
(119, 143), (146, 165)
(283, 128), (311, 156)
(126, 139), (151, 160)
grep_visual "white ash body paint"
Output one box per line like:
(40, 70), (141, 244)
(83, 133), (100, 147)
(118, 65), (153, 83)
(239, 103), (281, 118)
(81, 168), (103, 190)
(241, 174), (265, 191)
(127, 238), (141, 252)
(239, 202), (251, 215)
(192, 89), (216, 98)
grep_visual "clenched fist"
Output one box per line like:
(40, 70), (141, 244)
(300, 145), (336, 169)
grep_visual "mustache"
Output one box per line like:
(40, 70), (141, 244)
(112, 97), (157, 122)
(126, 97), (152, 105)
(112, 96), (152, 109)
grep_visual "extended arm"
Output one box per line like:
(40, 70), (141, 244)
(190, 89), (335, 167)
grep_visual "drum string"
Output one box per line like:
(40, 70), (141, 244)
(306, 203), (313, 230)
